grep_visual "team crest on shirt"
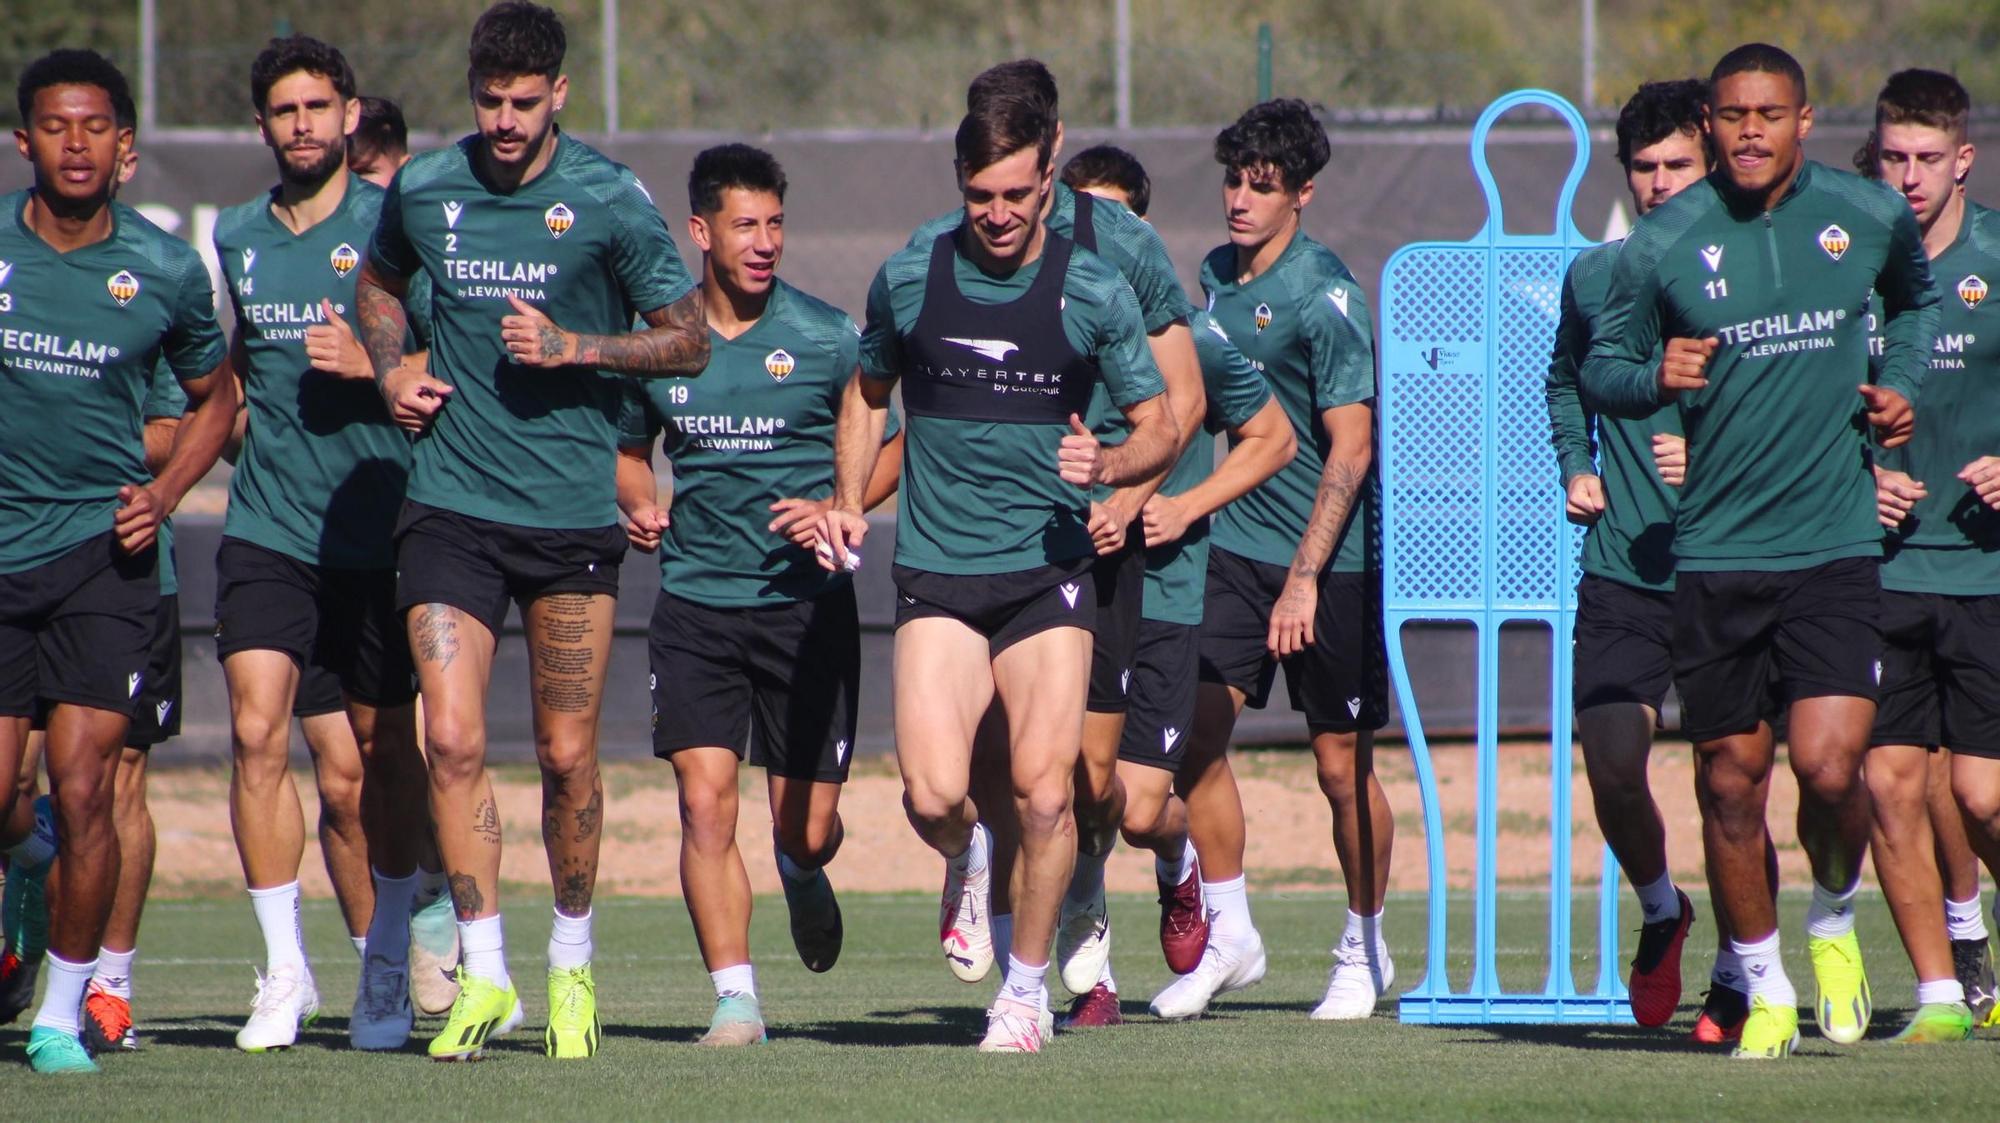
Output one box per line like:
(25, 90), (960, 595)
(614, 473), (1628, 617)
(106, 269), (140, 307)
(764, 348), (796, 381)
(329, 242), (359, 278)
(240, 249), (256, 274)
(1960, 274), (1989, 311)
(544, 202), (575, 239)
(442, 201), (464, 229)
(0, 261), (12, 287)
(1254, 302), (1273, 333)
(1817, 224), (1851, 261)
(1327, 286), (1351, 317)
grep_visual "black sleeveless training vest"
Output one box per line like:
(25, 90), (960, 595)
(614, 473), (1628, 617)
(1069, 188), (1098, 254)
(900, 229), (1099, 424)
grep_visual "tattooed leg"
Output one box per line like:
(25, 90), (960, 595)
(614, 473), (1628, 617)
(407, 602), (501, 919)
(524, 592), (614, 916)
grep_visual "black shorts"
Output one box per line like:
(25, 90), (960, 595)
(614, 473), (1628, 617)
(395, 500), (625, 637)
(649, 586), (860, 782)
(1119, 619), (1199, 771)
(1573, 574), (1675, 712)
(1870, 591), (2000, 759)
(215, 537), (417, 709)
(1673, 556), (1881, 743)
(0, 531), (158, 718)
(128, 594), (183, 747)
(892, 560), (1095, 657)
(1087, 520), (1147, 714)
(1197, 548), (1389, 735)
(293, 661), (346, 719)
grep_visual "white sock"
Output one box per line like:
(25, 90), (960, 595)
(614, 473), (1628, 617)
(350, 936), (367, 959)
(412, 867), (449, 910)
(1155, 838), (1196, 886)
(992, 913), (1014, 972)
(1205, 874), (1254, 943)
(999, 954), (1047, 1007)
(1097, 958), (1117, 993)
(1946, 895), (1989, 942)
(1917, 977), (1966, 1006)
(1343, 908), (1390, 964)
(457, 913), (510, 988)
(31, 953), (95, 1034)
(367, 870), (417, 964)
(548, 908), (593, 970)
(92, 946), (136, 1000)
(1711, 946), (1746, 992)
(248, 881), (308, 974)
(1805, 878), (1861, 940)
(711, 963), (756, 999)
(777, 851), (818, 882)
(948, 823), (992, 877)
(1066, 848), (1108, 906)
(1634, 872), (1681, 923)
(1731, 931), (1796, 1007)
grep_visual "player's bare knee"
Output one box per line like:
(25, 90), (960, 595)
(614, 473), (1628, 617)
(902, 785), (964, 834)
(1015, 779), (1073, 836)
(51, 771), (115, 838)
(229, 712), (290, 773)
(776, 815), (841, 869)
(1954, 777), (2000, 834)
(534, 735), (595, 784)
(1791, 752), (1864, 809)
(677, 778), (737, 844)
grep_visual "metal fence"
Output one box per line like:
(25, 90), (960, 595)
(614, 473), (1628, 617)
(8, 2), (2000, 134)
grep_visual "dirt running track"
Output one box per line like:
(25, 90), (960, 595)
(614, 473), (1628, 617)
(141, 741), (1823, 900)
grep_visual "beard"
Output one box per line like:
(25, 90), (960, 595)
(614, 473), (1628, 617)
(277, 139), (346, 189)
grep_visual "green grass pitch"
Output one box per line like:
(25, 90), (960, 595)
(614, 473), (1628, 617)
(4, 890), (1993, 1119)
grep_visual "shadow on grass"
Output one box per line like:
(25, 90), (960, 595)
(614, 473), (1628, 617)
(774, 1005), (987, 1048)
(1440, 1022), (1719, 1053)
(599, 1023), (704, 1046)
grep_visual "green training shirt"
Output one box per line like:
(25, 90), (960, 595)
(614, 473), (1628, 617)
(1875, 200), (2000, 595)
(369, 131), (696, 529)
(860, 236), (1165, 575)
(1545, 240), (1682, 590)
(621, 280), (860, 606)
(216, 177), (413, 570)
(1201, 230), (1379, 574)
(1581, 161), (1940, 572)
(1143, 310), (1273, 625)
(143, 358), (187, 596)
(0, 192), (225, 574)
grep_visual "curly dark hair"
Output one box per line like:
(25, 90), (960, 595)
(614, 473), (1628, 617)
(688, 143), (787, 216)
(1061, 144), (1151, 217)
(1214, 98), (1329, 192)
(469, 1), (566, 83)
(1614, 79), (1710, 171)
(16, 48), (134, 130)
(1710, 42), (1806, 105)
(250, 35), (356, 114)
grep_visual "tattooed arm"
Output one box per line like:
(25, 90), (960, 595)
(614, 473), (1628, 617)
(359, 256), (454, 433)
(1267, 401), (1373, 657)
(500, 289), (711, 378)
